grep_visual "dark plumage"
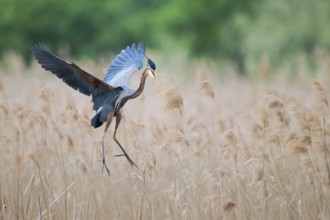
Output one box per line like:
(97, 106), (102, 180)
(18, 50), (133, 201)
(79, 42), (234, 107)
(32, 43), (156, 175)
(148, 58), (156, 71)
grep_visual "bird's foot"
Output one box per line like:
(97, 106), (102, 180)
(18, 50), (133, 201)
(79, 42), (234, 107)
(102, 158), (111, 176)
(114, 153), (138, 168)
(101, 142), (110, 176)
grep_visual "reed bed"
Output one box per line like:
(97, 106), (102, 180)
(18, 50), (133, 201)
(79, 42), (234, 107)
(0, 53), (330, 219)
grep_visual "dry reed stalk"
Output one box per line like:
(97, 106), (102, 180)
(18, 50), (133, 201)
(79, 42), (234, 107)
(0, 104), (9, 117)
(196, 71), (215, 98)
(223, 200), (236, 212)
(23, 110), (47, 129)
(78, 117), (93, 132)
(29, 154), (40, 169)
(292, 142), (308, 155)
(311, 81), (330, 183)
(263, 94), (291, 125)
(312, 80), (329, 110)
(76, 160), (88, 174)
(288, 105), (310, 136)
(162, 87), (184, 116)
(65, 135), (75, 152)
(14, 154), (22, 168)
(148, 116), (167, 140)
(38, 87), (53, 103)
(3, 51), (330, 219)
(320, 118), (330, 184)
(37, 182), (76, 220)
(199, 81), (215, 98)
(255, 168), (263, 181)
(167, 129), (186, 144)
(261, 110), (270, 129)
(157, 75), (183, 116)
(225, 130), (235, 145)
(240, 114), (263, 138)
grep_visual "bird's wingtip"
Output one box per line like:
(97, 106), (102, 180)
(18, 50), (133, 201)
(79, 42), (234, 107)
(32, 43), (49, 54)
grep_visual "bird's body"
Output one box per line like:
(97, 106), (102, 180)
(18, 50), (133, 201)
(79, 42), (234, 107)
(32, 43), (156, 175)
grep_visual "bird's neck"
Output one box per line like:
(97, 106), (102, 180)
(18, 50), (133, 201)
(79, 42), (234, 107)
(114, 70), (148, 115)
(128, 71), (148, 99)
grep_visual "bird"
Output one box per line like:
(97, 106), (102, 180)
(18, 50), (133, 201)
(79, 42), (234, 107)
(32, 42), (156, 175)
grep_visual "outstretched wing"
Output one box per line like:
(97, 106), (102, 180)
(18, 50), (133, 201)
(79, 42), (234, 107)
(32, 44), (113, 96)
(103, 42), (145, 87)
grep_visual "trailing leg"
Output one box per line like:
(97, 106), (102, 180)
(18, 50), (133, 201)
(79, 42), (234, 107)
(113, 111), (138, 168)
(99, 111), (114, 175)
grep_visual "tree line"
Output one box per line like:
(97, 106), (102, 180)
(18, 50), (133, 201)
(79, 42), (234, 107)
(0, 0), (329, 74)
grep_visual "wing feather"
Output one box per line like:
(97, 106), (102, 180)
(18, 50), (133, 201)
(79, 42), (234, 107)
(32, 44), (113, 96)
(103, 42), (145, 87)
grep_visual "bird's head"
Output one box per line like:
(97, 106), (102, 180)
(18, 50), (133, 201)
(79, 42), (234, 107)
(145, 58), (157, 79)
(144, 67), (156, 81)
(138, 46), (157, 80)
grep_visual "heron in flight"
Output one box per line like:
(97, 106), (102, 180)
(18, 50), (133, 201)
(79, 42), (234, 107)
(32, 42), (156, 175)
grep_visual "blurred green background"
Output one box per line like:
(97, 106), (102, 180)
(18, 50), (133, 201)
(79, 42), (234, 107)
(0, 0), (329, 74)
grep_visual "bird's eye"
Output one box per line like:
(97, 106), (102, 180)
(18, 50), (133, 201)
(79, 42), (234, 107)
(148, 59), (156, 71)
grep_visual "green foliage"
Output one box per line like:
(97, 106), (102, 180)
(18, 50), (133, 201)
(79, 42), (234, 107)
(0, 0), (329, 74)
(242, 0), (330, 74)
(0, 0), (162, 59)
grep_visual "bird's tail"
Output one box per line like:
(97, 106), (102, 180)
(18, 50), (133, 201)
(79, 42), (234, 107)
(91, 112), (103, 128)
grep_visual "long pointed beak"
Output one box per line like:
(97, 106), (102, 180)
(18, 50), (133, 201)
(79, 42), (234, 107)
(147, 69), (156, 79)
(147, 69), (159, 86)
